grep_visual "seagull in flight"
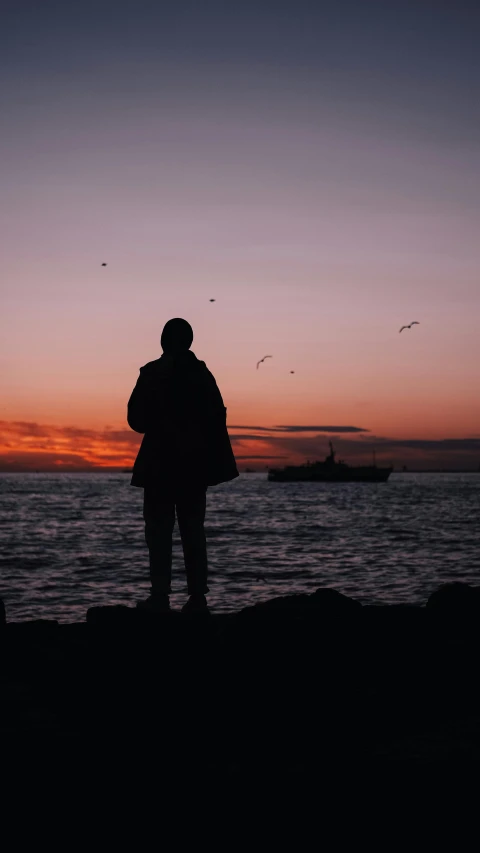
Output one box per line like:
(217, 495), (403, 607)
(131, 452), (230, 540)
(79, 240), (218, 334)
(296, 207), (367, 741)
(290, 371), (295, 374)
(256, 355), (272, 370)
(399, 321), (419, 333)
(209, 298), (215, 302)
(101, 263), (107, 267)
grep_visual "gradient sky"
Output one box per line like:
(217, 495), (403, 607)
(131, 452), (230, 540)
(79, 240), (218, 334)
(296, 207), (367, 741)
(1, 0), (479, 470)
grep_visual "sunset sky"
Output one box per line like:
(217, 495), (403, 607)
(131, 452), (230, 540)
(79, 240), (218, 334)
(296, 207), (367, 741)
(1, 0), (479, 471)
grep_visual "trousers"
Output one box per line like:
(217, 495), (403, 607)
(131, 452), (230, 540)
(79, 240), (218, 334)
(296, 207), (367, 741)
(143, 485), (208, 596)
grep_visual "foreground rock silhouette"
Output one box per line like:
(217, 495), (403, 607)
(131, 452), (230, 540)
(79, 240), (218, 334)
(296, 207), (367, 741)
(1, 582), (480, 791)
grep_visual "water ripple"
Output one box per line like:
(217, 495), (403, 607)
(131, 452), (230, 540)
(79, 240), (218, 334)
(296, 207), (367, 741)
(0, 472), (479, 621)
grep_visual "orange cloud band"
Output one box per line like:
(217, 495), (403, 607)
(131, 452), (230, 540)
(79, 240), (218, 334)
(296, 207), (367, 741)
(1, 420), (479, 472)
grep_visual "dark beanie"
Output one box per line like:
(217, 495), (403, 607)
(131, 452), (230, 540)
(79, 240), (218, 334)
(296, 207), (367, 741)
(160, 318), (194, 353)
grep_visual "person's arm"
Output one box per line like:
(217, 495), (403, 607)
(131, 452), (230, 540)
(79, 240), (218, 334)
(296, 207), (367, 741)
(127, 358), (174, 433)
(203, 369), (225, 415)
(127, 371), (148, 433)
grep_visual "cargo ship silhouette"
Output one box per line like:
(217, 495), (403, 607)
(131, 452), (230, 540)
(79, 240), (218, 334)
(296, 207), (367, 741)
(268, 442), (393, 483)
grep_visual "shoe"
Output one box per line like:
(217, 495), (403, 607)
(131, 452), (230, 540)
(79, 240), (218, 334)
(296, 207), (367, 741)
(181, 595), (209, 614)
(136, 594), (171, 613)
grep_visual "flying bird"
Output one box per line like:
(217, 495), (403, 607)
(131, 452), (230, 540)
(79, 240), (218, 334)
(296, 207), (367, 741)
(290, 371), (295, 374)
(101, 263), (107, 267)
(209, 298), (215, 302)
(399, 321), (419, 333)
(256, 355), (272, 370)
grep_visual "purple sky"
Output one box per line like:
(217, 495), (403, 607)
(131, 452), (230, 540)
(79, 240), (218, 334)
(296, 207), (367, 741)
(1, 1), (479, 469)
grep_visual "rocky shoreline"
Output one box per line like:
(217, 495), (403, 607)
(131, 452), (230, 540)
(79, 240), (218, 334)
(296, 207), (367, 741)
(1, 582), (480, 790)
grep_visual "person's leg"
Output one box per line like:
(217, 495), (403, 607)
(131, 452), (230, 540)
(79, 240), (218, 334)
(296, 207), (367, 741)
(176, 487), (209, 599)
(143, 487), (175, 597)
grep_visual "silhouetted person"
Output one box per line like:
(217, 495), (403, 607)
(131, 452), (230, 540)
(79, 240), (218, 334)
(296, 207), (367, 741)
(127, 318), (238, 612)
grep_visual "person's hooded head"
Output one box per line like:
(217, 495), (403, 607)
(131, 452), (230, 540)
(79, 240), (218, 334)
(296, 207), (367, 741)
(160, 318), (194, 355)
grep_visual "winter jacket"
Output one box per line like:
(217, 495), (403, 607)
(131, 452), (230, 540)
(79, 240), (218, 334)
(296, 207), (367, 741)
(127, 350), (239, 489)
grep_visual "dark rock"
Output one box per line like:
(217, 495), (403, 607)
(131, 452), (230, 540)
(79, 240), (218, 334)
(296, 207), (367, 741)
(6, 620), (59, 640)
(360, 605), (429, 688)
(426, 582), (480, 616)
(0, 598), (5, 629)
(241, 591), (314, 614)
(361, 605), (427, 654)
(85, 605), (190, 640)
(219, 589), (362, 667)
(362, 604), (425, 625)
(218, 589), (363, 696)
(3, 584), (480, 781)
(311, 587), (362, 612)
(86, 605), (139, 627)
(234, 587), (360, 617)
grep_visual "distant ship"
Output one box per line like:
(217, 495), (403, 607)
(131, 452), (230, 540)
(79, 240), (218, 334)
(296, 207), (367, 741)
(268, 442), (393, 483)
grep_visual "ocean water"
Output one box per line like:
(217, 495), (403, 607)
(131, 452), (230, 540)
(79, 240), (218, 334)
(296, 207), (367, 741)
(0, 472), (479, 622)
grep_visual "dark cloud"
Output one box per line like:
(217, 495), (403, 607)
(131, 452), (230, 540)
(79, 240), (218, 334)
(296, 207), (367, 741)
(235, 455), (288, 460)
(279, 435), (480, 453)
(92, 429), (139, 444)
(228, 425), (368, 444)
(376, 438), (480, 452)
(275, 425), (368, 434)
(0, 451), (97, 471)
(228, 424), (368, 434)
(229, 434), (273, 442)
(228, 425), (274, 432)
(6, 421), (51, 438)
(0, 420), (140, 445)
